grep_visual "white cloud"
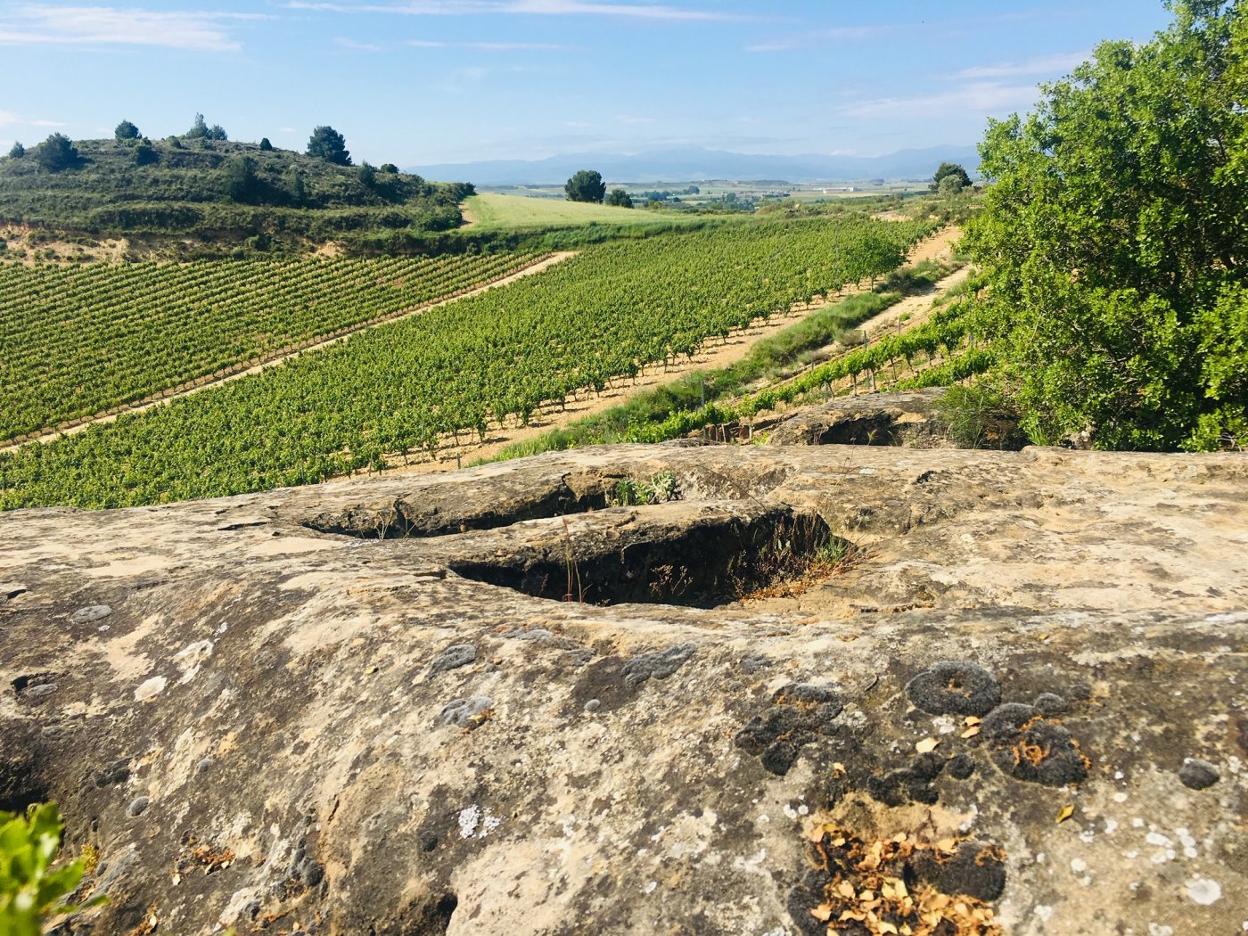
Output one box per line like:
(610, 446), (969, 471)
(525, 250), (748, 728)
(0, 6), (269, 52)
(954, 51), (1088, 80)
(839, 82), (1041, 119)
(287, 0), (747, 22)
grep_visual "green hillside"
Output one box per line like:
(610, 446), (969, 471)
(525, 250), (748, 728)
(0, 134), (472, 251)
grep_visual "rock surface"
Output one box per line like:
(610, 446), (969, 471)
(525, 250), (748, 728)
(2, 441), (1247, 935)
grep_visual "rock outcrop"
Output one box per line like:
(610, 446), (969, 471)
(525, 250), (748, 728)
(2, 442), (1246, 935)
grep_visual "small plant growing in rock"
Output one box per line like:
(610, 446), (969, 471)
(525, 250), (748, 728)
(610, 472), (679, 507)
(0, 802), (105, 934)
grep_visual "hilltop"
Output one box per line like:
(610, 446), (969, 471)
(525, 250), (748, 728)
(0, 133), (472, 256)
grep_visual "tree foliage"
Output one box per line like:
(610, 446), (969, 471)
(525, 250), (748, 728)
(0, 803), (105, 935)
(6, 141), (23, 159)
(114, 120), (140, 141)
(307, 125), (351, 166)
(133, 139), (158, 166)
(931, 162), (971, 192)
(224, 154), (261, 203)
(605, 188), (634, 208)
(967, 0), (1248, 451)
(35, 133), (80, 173)
(565, 169), (606, 203)
(259, 137), (274, 151)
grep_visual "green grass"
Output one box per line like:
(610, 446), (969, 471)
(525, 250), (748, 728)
(462, 193), (700, 231)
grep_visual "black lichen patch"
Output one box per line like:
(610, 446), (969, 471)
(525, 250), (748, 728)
(735, 684), (843, 777)
(911, 841), (1008, 902)
(947, 753), (976, 780)
(568, 644), (695, 713)
(1179, 758), (1220, 790)
(981, 703), (1090, 786)
(905, 661), (1001, 716)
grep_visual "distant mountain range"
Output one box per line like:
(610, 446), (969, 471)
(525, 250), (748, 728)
(414, 145), (980, 186)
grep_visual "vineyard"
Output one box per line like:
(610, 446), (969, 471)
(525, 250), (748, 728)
(0, 216), (931, 509)
(0, 251), (540, 441)
(617, 292), (992, 443)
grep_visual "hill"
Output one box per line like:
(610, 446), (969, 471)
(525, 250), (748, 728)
(0, 135), (472, 253)
(415, 144), (981, 187)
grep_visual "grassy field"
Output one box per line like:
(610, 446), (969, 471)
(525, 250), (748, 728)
(461, 193), (698, 230)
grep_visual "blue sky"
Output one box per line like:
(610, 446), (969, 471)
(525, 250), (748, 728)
(1, 1), (1174, 167)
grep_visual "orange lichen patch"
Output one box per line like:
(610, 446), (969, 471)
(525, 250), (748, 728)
(805, 825), (1004, 936)
(177, 832), (236, 875)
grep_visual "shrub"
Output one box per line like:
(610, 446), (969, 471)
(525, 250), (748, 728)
(259, 137), (274, 151)
(114, 119), (140, 141)
(937, 383), (1025, 450)
(7, 141), (25, 159)
(606, 188), (634, 208)
(34, 133), (79, 172)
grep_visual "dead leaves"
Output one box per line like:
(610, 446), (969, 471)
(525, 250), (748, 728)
(806, 825), (1004, 935)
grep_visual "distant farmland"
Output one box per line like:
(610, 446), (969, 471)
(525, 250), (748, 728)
(461, 192), (701, 231)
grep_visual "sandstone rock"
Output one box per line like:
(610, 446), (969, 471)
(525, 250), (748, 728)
(1, 441), (1247, 934)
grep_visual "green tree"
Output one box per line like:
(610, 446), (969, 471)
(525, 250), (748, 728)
(307, 125), (351, 165)
(206, 124), (228, 141)
(185, 113), (209, 140)
(133, 138), (159, 166)
(605, 188), (634, 208)
(937, 174), (965, 196)
(286, 167), (308, 205)
(967, 0), (1248, 451)
(34, 133), (79, 172)
(259, 137), (274, 151)
(6, 141), (23, 159)
(114, 119), (140, 141)
(224, 154), (260, 203)
(931, 161), (971, 192)
(357, 161), (377, 188)
(380, 162), (399, 173)
(565, 169), (606, 203)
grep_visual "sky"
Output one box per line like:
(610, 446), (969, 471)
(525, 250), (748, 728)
(0, 1), (1175, 168)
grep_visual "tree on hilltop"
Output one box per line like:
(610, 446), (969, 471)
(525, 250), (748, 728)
(259, 137), (274, 151)
(185, 113), (209, 139)
(307, 125), (351, 166)
(35, 133), (80, 172)
(115, 119), (140, 141)
(565, 169), (606, 203)
(7, 141), (24, 159)
(931, 162), (971, 192)
(606, 188), (634, 208)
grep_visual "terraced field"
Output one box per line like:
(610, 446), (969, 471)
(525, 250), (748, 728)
(0, 251), (540, 441)
(0, 216), (931, 509)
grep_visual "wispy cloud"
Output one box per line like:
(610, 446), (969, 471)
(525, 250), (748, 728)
(287, 1), (749, 22)
(954, 51), (1088, 80)
(0, 5), (267, 52)
(839, 82), (1041, 119)
(0, 109), (65, 128)
(334, 35), (385, 50)
(745, 24), (886, 53)
(407, 38), (565, 49)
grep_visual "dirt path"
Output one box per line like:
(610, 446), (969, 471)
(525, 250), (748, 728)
(3, 251), (576, 453)
(363, 227), (965, 477)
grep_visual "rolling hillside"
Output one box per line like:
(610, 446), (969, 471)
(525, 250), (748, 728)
(0, 136), (472, 251)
